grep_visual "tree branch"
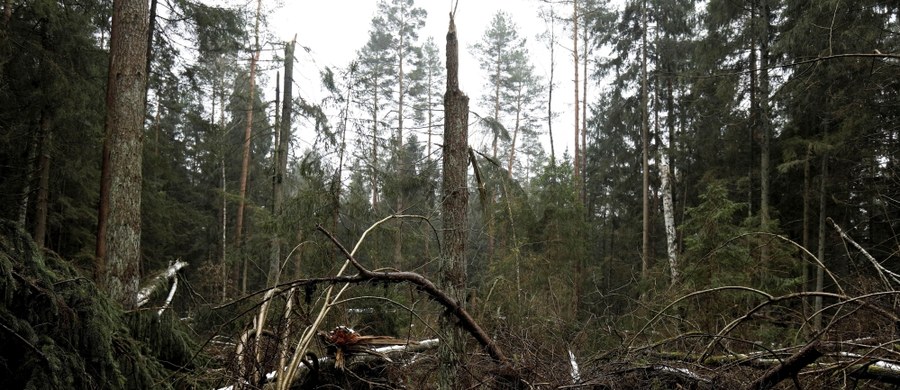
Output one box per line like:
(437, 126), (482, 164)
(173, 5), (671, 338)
(745, 341), (823, 390)
(315, 224), (511, 365)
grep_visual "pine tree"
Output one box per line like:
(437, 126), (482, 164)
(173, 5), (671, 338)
(96, 0), (150, 309)
(471, 11), (523, 161)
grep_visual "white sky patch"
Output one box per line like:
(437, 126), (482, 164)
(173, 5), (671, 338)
(264, 0), (590, 160)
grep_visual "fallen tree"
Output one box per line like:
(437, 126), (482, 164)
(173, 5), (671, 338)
(210, 214), (525, 389)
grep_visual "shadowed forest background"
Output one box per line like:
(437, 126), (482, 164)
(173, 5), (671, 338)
(0, 0), (899, 388)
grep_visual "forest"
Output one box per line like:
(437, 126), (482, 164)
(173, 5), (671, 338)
(0, 0), (898, 388)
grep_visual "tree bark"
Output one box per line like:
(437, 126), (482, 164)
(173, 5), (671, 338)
(660, 158), (678, 286)
(814, 151), (827, 330)
(758, 0), (771, 265)
(143, 0), (157, 109)
(218, 84), (228, 302)
(269, 39), (295, 287)
(33, 111), (51, 249)
(269, 71), (281, 287)
(507, 83), (522, 178)
(640, 0), (651, 280)
(581, 13), (588, 202)
(334, 64), (353, 232)
(96, 0), (149, 309)
(801, 143), (811, 314)
(572, 0), (581, 188)
(547, 7), (556, 165)
(236, 0), (262, 295)
(371, 80), (379, 209)
(17, 125), (40, 228)
(440, 12), (470, 389)
(745, 342), (823, 390)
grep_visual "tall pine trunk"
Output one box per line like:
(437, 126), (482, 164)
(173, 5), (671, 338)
(439, 13), (469, 389)
(581, 14), (588, 202)
(371, 80), (379, 209)
(96, 0), (149, 309)
(546, 6), (556, 165)
(33, 113), (51, 248)
(269, 71), (281, 286)
(17, 127), (40, 228)
(269, 39), (294, 287)
(334, 65), (353, 232)
(235, 0), (262, 294)
(801, 143), (811, 314)
(572, 0), (581, 188)
(814, 153), (827, 330)
(640, 0), (651, 280)
(758, 0), (772, 265)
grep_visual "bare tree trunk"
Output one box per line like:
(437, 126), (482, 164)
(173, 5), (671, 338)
(439, 12), (469, 389)
(572, 0), (580, 188)
(96, 0), (149, 309)
(814, 152), (827, 330)
(545, 6), (556, 165)
(334, 65), (353, 231)
(492, 47), (501, 160)
(269, 71), (281, 287)
(143, 0), (157, 110)
(17, 127), (39, 228)
(660, 157), (678, 286)
(221, 157), (227, 302)
(236, 0), (262, 295)
(371, 82), (379, 209)
(427, 64), (433, 158)
(269, 38), (295, 287)
(801, 143), (811, 314)
(33, 112), (51, 249)
(507, 84), (522, 178)
(640, 0), (651, 280)
(758, 0), (772, 265)
(581, 14), (588, 202)
(748, 2), (757, 220)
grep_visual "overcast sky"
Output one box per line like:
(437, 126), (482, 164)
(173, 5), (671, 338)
(265, 0), (580, 159)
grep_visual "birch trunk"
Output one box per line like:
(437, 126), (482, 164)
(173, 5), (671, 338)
(660, 158), (678, 286)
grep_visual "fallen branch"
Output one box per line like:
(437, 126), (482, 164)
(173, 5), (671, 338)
(316, 224), (511, 365)
(156, 273), (178, 316)
(136, 259), (187, 307)
(216, 339), (440, 390)
(828, 218), (900, 287)
(746, 341), (823, 390)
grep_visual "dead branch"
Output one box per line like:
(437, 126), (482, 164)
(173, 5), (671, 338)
(745, 341), (823, 390)
(316, 224), (511, 365)
(136, 259), (187, 307)
(828, 217), (900, 287)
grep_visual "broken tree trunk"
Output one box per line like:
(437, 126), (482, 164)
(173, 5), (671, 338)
(441, 10), (471, 389)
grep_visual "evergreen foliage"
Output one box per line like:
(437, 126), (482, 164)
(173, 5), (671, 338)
(0, 220), (200, 389)
(1, 0), (899, 387)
